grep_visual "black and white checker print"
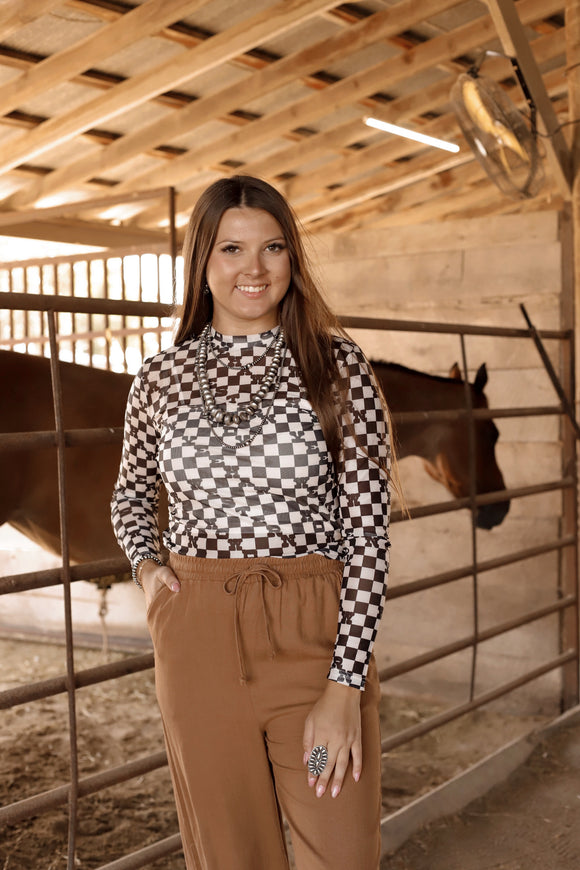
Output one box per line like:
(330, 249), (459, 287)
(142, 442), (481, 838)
(111, 326), (391, 689)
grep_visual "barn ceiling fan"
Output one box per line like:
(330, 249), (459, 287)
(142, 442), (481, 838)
(451, 50), (544, 200)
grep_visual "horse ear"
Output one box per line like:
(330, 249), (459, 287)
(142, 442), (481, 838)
(449, 362), (462, 380)
(474, 363), (488, 392)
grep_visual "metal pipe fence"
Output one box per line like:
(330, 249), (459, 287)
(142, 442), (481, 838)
(0, 291), (577, 869)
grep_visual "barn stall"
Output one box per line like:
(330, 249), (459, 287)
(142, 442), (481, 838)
(0, 1), (578, 868)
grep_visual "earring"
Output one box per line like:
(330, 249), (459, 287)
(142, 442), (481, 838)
(204, 282), (210, 296)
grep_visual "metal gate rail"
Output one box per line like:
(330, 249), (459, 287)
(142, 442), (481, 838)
(0, 293), (577, 869)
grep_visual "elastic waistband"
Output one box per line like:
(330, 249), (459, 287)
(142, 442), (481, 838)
(167, 552), (342, 582)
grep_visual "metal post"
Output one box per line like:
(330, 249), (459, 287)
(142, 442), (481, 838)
(46, 311), (80, 868)
(168, 186), (177, 303)
(558, 205), (580, 709)
(87, 260), (95, 365)
(23, 263), (29, 353)
(460, 334), (480, 702)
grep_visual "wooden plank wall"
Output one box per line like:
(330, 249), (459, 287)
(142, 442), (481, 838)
(311, 211), (564, 714)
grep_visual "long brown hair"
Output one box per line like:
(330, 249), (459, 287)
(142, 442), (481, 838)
(174, 175), (389, 478)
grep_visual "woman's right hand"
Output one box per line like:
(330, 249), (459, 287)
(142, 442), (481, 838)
(139, 560), (181, 610)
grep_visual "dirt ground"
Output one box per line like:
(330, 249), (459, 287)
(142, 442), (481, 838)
(0, 636), (560, 870)
(382, 721), (580, 870)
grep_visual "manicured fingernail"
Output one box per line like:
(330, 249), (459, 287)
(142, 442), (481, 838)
(331, 785), (340, 798)
(308, 776), (316, 788)
(171, 582), (180, 592)
(316, 784), (325, 798)
(354, 771), (360, 782)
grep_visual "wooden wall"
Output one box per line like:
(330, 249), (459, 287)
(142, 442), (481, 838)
(311, 211), (566, 714)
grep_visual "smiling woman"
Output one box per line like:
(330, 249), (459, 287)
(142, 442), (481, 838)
(205, 206), (292, 335)
(111, 175), (393, 870)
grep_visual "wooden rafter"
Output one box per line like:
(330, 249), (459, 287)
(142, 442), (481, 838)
(5, 0), (465, 211)
(0, 0), (339, 177)
(0, 0), (212, 120)
(303, 79), (566, 230)
(0, 0), (65, 41)
(0, 0), (568, 236)
(126, 0), (560, 229)
(287, 61), (566, 217)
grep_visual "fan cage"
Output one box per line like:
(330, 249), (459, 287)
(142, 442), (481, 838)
(451, 73), (544, 200)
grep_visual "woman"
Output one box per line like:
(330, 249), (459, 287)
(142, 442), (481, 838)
(111, 175), (391, 870)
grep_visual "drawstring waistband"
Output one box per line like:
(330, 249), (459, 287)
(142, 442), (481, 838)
(223, 565), (283, 686)
(167, 552), (343, 686)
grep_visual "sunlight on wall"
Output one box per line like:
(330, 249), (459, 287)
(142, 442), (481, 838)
(0, 237), (182, 373)
(0, 235), (101, 261)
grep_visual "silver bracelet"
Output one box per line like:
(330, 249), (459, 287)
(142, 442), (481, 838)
(132, 554), (164, 590)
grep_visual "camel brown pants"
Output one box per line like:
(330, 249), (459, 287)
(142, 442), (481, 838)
(147, 552), (382, 870)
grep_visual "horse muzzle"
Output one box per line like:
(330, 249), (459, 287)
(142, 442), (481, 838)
(476, 499), (510, 530)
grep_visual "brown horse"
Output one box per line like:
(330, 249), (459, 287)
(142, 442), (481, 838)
(0, 351), (508, 565)
(0, 350), (134, 564)
(373, 361), (509, 530)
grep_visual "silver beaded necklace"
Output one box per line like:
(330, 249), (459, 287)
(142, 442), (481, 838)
(195, 322), (286, 451)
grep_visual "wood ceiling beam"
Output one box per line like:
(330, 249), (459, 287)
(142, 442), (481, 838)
(306, 145), (561, 232)
(116, 0), (507, 196)
(68, 0), (463, 82)
(170, 116), (379, 216)
(321, 1), (464, 76)
(266, 23), (565, 178)
(299, 147), (473, 223)
(365, 165), (560, 229)
(0, 46), (306, 158)
(130, 0), (559, 228)
(443, 184), (561, 221)
(0, 103), (191, 167)
(283, 58), (566, 204)
(403, 181), (534, 224)
(298, 73), (565, 225)
(0, 0), (211, 120)
(0, 187), (170, 229)
(0, 0), (338, 178)
(286, 115), (463, 201)
(485, 0), (572, 198)
(241, 25), (564, 187)
(69, 0), (330, 72)
(6, 0), (465, 211)
(0, 0), (65, 40)
(114, 15), (488, 222)
(0, 44), (200, 110)
(351, 164), (492, 230)
(8, 164), (115, 190)
(0, 217), (167, 248)
(312, 170), (562, 233)
(303, 162), (486, 232)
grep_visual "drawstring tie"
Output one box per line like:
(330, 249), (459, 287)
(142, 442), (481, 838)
(223, 565), (283, 686)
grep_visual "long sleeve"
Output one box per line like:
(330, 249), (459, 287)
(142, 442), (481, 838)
(111, 365), (162, 567)
(328, 345), (391, 690)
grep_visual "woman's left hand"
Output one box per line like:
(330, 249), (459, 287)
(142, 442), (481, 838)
(302, 680), (362, 799)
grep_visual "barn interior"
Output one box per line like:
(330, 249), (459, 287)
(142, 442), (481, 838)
(0, 1), (579, 868)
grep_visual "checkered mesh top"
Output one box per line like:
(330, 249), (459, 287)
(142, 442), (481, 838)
(111, 326), (391, 689)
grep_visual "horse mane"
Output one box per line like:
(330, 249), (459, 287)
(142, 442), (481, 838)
(369, 360), (461, 385)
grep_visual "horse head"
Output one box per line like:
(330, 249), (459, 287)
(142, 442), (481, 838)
(421, 362), (509, 529)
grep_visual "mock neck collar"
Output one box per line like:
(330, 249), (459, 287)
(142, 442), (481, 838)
(209, 324), (281, 347)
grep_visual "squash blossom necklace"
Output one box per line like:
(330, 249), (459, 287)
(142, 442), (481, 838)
(195, 322), (286, 450)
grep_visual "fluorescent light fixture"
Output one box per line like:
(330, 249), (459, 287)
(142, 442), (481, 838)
(364, 116), (460, 153)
